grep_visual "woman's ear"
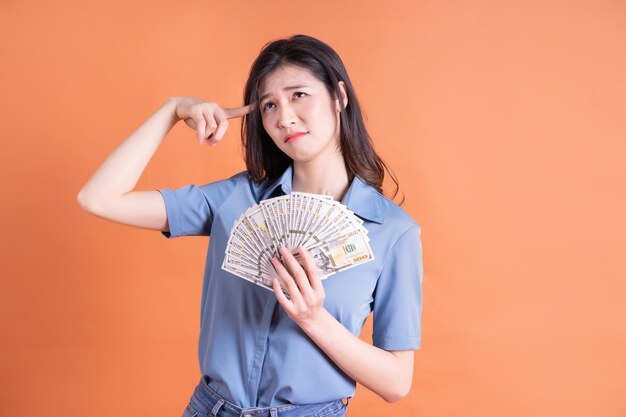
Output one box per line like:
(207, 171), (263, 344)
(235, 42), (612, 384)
(336, 81), (348, 112)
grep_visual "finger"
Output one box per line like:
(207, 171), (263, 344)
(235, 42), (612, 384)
(280, 247), (311, 294)
(201, 109), (218, 141)
(271, 256), (303, 304)
(272, 277), (292, 307)
(195, 117), (206, 145)
(211, 110), (230, 142)
(298, 246), (322, 292)
(223, 102), (257, 119)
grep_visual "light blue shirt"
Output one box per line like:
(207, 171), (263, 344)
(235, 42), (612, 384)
(158, 163), (423, 407)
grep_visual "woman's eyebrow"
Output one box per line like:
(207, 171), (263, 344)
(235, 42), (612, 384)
(259, 85), (309, 102)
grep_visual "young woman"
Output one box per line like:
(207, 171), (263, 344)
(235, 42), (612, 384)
(78, 34), (423, 417)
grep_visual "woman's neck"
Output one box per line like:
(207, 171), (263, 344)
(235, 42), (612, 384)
(292, 155), (350, 202)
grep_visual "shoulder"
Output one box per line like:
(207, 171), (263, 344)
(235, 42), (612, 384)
(198, 170), (248, 189)
(376, 192), (421, 240)
(195, 170), (277, 206)
(194, 170), (255, 198)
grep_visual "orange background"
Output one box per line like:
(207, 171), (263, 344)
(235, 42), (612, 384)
(1, 1), (625, 416)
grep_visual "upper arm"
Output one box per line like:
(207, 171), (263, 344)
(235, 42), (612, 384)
(372, 224), (423, 350)
(156, 172), (245, 239)
(78, 190), (169, 232)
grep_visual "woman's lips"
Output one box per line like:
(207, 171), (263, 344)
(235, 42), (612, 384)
(285, 132), (307, 143)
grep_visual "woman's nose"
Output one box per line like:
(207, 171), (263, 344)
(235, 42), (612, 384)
(277, 104), (298, 128)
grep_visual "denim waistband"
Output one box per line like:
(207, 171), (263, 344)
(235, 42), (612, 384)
(188, 375), (351, 417)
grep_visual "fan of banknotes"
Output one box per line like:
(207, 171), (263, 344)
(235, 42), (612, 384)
(221, 191), (375, 297)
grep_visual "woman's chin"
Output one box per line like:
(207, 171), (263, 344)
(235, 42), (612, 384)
(284, 149), (316, 163)
(289, 157), (311, 165)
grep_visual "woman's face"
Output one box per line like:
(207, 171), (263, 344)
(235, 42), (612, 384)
(258, 64), (347, 163)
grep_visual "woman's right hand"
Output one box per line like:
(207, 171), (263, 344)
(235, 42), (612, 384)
(171, 96), (257, 146)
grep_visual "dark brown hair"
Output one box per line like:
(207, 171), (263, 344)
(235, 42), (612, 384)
(241, 34), (403, 205)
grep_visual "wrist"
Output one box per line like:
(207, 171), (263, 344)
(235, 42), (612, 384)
(299, 308), (331, 334)
(164, 97), (181, 123)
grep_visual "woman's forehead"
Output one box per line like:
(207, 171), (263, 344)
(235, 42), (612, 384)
(259, 65), (319, 95)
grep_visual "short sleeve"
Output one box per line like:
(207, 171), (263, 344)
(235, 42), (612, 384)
(157, 172), (244, 239)
(372, 223), (423, 350)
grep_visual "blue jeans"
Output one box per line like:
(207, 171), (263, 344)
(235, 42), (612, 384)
(182, 376), (351, 417)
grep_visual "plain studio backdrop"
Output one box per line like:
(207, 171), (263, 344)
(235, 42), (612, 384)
(1, 1), (624, 416)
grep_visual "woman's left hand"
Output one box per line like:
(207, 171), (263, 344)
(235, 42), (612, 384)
(271, 246), (326, 326)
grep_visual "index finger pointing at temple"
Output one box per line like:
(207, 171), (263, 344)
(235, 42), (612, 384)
(223, 101), (258, 119)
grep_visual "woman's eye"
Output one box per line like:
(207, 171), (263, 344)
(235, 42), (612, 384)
(262, 92), (306, 112)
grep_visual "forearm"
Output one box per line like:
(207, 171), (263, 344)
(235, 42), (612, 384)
(78, 97), (179, 203)
(299, 309), (411, 403)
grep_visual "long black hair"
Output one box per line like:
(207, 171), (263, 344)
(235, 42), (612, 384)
(241, 34), (403, 204)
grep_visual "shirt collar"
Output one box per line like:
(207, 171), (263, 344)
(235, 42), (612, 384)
(258, 163), (384, 224)
(258, 163), (294, 200)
